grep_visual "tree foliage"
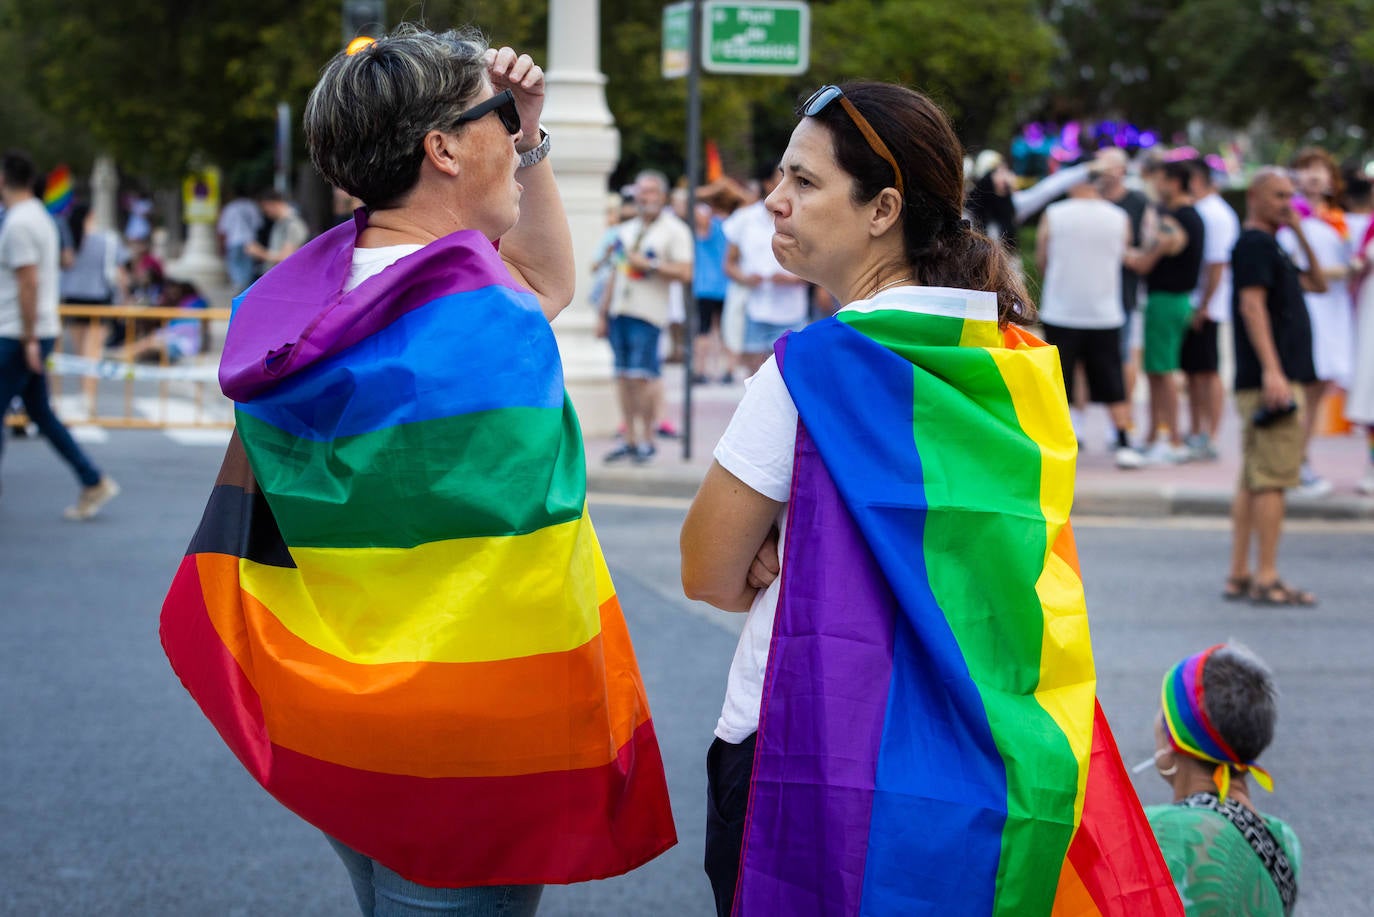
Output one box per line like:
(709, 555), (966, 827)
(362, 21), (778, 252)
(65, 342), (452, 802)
(1, 0), (1367, 191)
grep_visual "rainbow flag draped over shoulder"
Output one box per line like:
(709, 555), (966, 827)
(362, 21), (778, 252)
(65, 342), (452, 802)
(735, 288), (1181, 916)
(159, 216), (676, 887)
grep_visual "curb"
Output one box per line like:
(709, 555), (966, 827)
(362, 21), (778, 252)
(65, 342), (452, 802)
(588, 469), (1374, 521)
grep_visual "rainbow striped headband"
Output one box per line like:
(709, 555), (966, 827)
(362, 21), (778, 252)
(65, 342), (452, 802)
(1161, 644), (1273, 800)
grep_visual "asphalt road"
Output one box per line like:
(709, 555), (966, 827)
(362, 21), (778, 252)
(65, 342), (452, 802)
(1, 430), (1370, 915)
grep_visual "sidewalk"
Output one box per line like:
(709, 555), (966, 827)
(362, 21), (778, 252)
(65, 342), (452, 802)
(586, 363), (1374, 520)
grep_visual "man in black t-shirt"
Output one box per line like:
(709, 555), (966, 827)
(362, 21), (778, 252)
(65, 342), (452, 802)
(1126, 160), (1206, 462)
(1225, 169), (1326, 607)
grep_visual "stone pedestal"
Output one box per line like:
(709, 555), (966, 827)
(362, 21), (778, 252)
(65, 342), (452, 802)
(168, 222), (230, 308)
(544, 0), (620, 436)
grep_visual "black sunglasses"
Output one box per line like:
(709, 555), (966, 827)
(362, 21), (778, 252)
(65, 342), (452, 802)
(802, 85), (905, 200)
(452, 89), (521, 136)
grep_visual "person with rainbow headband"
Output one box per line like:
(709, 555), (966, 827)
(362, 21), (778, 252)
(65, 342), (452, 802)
(1146, 643), (1300, 916)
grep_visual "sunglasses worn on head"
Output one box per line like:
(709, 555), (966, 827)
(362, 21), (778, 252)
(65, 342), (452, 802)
(453, 88), (521, 136)
(802, 85), (904, 200)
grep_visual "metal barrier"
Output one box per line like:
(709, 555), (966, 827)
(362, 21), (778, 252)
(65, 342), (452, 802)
(5, 304), (234, 429)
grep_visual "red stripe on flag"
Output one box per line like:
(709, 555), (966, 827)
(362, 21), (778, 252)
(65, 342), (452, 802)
(160, 555), (677, 886)
(1065, 701), (1183, 915)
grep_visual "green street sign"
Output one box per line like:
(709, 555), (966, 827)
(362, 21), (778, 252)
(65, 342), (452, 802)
(662, 2), (692, 79)
(702, 1), (810, 75)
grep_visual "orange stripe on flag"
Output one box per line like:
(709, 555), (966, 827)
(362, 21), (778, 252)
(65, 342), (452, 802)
(196, 552), (652, 779)
(1052, 856), (1103, 917)
(1052, 523), (1082, 579)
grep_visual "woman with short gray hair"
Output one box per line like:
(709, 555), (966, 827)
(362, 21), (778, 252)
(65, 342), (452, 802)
(1146, 643), (1301, 915)
(161, 25), (675, 917)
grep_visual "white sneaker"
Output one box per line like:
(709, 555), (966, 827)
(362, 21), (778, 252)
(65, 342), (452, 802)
(1357, 470), (1374, 496)
(1114, 446), (1146, 469)
(64, 476), (120, 520)
(1293, 463), (1333, 498)
(1143, 441), (1188, 465)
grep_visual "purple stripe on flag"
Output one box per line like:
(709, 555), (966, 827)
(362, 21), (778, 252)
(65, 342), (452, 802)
(220, 213), (525, 402)
(734, 418), (896, 917)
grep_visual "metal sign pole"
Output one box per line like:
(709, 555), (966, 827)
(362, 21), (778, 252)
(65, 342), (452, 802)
(682, 0), (703, 461)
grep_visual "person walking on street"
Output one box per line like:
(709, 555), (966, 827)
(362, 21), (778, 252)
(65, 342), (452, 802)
(1225, 170), (1325, 606)
(1034, 160), (1144, 468)
(0, 150), (119, 518)
(1127, 160), (1207, 463)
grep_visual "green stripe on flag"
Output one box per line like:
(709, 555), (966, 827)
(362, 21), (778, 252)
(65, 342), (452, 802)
(236, 399), (586, 549)
(897, 336), (1078, 913)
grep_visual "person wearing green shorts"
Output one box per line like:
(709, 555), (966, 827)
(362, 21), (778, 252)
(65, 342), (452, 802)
(1126, 160), (1206, 463)
(1143, 289), (1194, 373)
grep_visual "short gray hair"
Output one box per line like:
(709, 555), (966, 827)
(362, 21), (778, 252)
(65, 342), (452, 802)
(304, 24), (489, 209)
(1202, 643), (1278, 763)
(635, 170), (670, 193)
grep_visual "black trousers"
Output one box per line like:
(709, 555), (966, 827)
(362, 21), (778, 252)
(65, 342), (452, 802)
(704, 734), (756, 917)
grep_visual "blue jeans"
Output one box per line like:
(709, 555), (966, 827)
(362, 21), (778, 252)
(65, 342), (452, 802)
(607, 315), (662, 379)
(0, 337), (101, 488)
(326, 837), (544, 917)
(225, 243), (258, 293)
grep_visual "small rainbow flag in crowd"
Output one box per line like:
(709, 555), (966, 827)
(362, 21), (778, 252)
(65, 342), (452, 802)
(43, 165), (72, 215)
(160, 219), (676, 886)
(735, 290), (1182, 915)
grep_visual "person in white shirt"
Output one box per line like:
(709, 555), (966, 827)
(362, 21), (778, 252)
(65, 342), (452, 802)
(723, 167), (809, 372)
(217, 190), (264, 293)
(1279, 153), (1356, 497)
(596, 170), (694, 463)
(1182, 160), (1241, 461)
(0, 150), (119, 519)
(1035, 167), (1144, 468)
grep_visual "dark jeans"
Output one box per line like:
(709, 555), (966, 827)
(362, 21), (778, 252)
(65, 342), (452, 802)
(0, 337), (101, 487)
(704, 733), (756, 917)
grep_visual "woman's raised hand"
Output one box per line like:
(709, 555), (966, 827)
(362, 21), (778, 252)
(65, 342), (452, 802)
(484, 47), (544, 151)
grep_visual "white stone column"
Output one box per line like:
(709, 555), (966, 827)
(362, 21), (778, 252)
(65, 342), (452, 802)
(544, 0), (620, 436)
(91, 155), (119, 233)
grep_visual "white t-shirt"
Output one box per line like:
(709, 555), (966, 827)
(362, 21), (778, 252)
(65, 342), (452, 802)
(1039, 198), (1127, 329)
(722, 201), (808, 326)
(712, 354), (797, 743)
(346, 244), (424, 291)
(1193, 192), (1241, 322)
(608, 211), (694, 327)
(1279, 218), (1355, 385)
(0, 198), (61, 340)
(711, 283), (996, 743)
(218, 198), (264, 249)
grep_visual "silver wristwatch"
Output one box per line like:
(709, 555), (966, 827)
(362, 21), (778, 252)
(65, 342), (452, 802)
(518, 128), (551, 169)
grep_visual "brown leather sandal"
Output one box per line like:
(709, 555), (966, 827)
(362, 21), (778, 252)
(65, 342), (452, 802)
(1249, 579), (1317, 607)
(1222, 575), (1251, 601)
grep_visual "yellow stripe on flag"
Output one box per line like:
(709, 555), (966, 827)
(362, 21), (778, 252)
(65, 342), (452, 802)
(241, 514), (609, 664)
(988, 344), (1096, 831)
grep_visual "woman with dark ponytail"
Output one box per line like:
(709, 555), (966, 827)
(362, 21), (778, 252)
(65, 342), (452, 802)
(682, 82), (1177, 916)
